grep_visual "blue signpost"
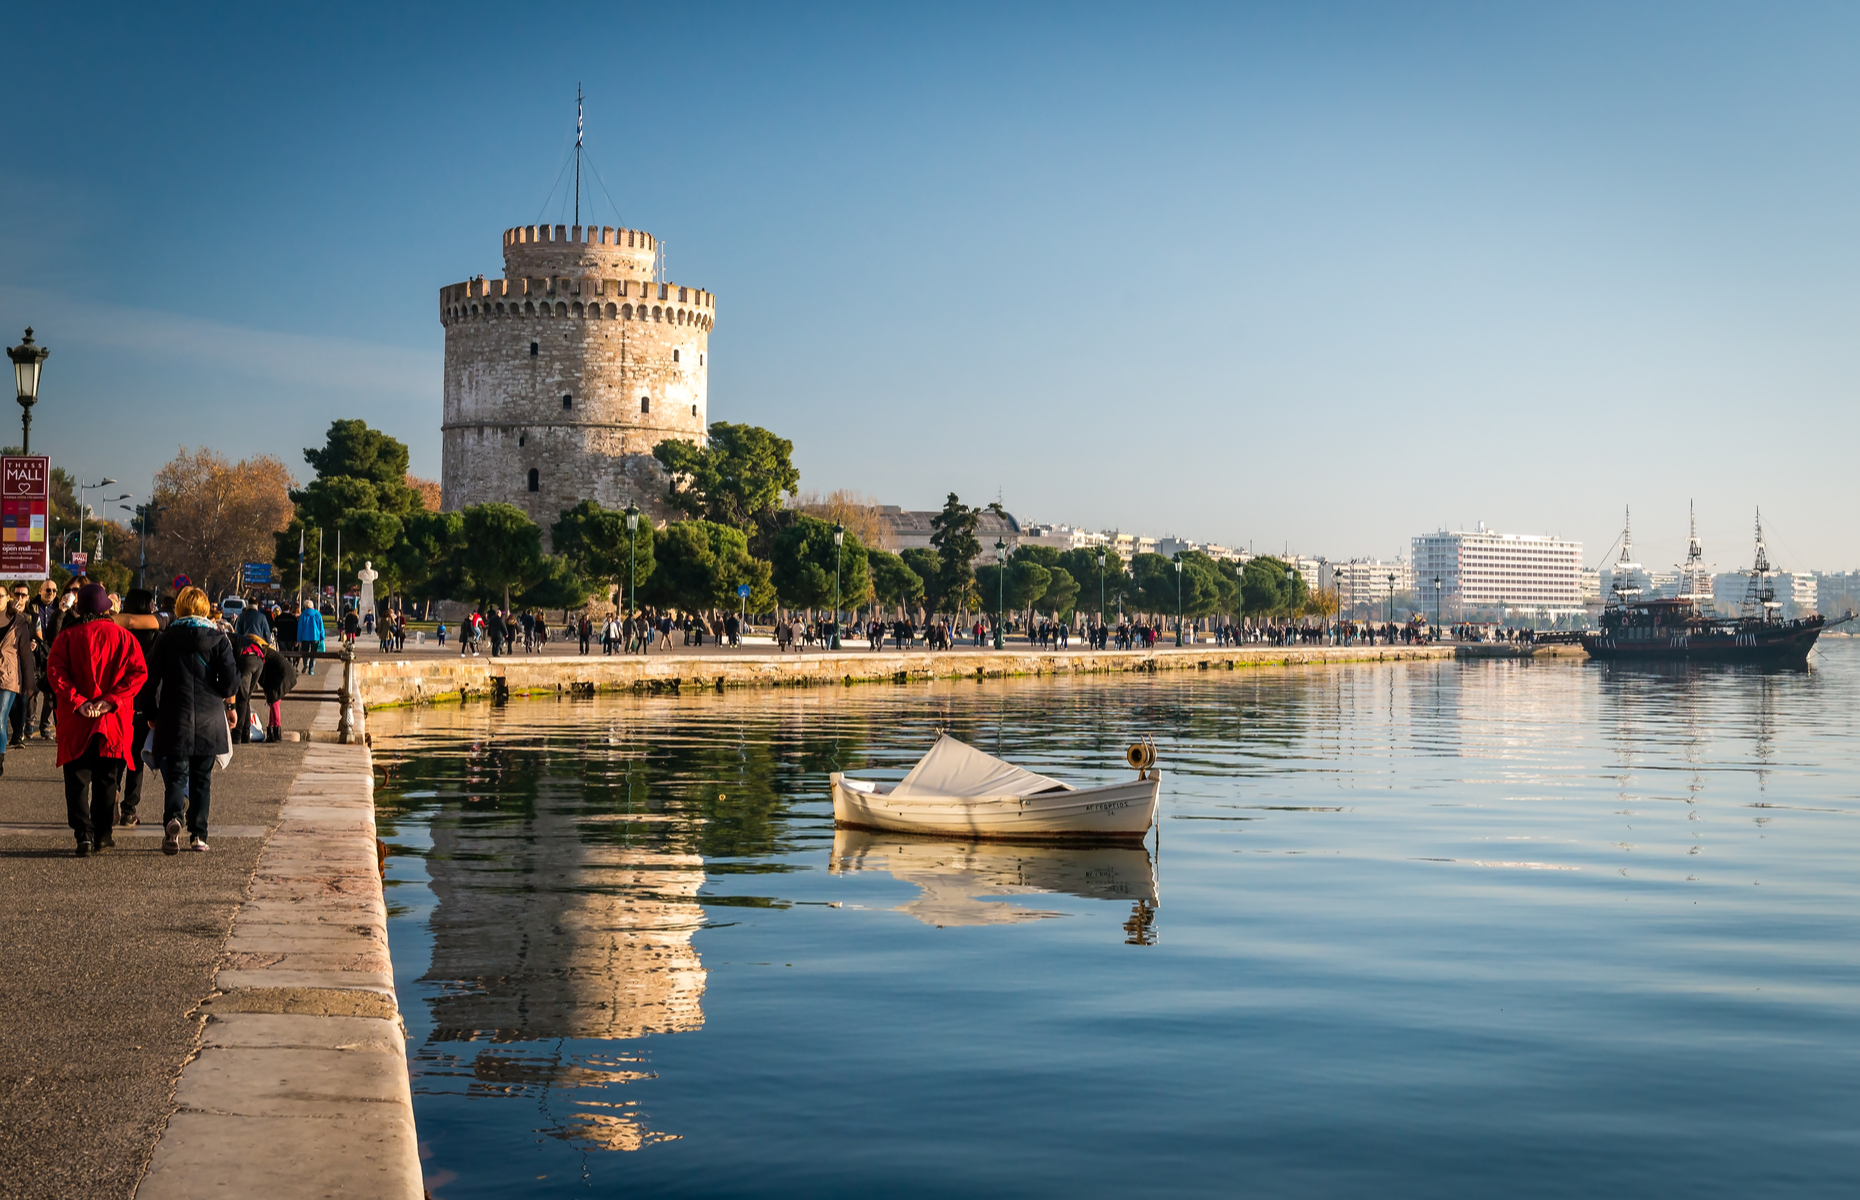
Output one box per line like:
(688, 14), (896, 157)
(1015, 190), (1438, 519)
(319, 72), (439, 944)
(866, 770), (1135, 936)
(242, 562), (273, 589)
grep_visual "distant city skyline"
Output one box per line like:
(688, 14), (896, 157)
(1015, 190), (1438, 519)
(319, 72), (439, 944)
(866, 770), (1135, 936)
(3, 3), (1857, 569)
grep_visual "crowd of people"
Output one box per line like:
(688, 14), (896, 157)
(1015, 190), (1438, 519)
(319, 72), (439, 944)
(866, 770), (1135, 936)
(2, 578), (308, 858)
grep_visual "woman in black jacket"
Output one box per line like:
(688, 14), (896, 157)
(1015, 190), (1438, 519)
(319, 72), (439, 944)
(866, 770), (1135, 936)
(143, 586), (238, 854)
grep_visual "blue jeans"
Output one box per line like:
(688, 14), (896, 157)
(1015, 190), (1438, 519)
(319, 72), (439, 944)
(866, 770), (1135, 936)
(0, 690), (14, 753)
(162, 754), (215, 839)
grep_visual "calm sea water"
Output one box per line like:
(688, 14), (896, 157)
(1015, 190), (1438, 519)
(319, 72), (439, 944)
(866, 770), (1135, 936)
(373, 642), (1860, 1198)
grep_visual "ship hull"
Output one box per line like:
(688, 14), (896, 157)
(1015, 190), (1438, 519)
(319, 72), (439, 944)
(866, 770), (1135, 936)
(1580, 621), (1823, 667)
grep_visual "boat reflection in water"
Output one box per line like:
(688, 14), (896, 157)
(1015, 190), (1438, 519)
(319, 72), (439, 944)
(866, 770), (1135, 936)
(829, 828), (1160, 942)
(401, 708), (709, 1153)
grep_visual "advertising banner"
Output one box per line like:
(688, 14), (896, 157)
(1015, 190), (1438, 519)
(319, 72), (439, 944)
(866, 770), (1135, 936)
(0, 455), (50, 581)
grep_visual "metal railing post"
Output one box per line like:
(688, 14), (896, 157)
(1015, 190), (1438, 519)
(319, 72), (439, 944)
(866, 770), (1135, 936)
(338, 643), (355, 744)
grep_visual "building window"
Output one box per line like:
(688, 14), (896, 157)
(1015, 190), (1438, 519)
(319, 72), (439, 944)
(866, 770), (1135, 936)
(673, 349), (680, 363)
(699, 353), (704, 366)
(528, 468), (540, 492)
(518, 435), (525, 447)
(691, 404), (698, 416)
(562, 394), (573, 410)
(641, 396), (650, 414)
(529, 341), (539, 357)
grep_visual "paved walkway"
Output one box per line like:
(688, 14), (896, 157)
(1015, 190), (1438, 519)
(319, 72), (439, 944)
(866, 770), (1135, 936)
(0, 680), (328, 1200)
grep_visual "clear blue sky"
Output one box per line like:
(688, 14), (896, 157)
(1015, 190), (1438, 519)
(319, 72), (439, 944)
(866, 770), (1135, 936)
(4, 2), (1857, 572)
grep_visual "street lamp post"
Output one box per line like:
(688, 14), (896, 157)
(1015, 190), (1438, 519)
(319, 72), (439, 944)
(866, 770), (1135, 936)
(1097, 550), (1106, 647)
(1433, 576), (1442, 634)
(76, 478), (117, 575)
(8, 329), (48, 455)
(1174, 558), (1183, 646)
(831, 521), (844, 649)
(1286, 566), (1297, 636)
(625, 503), (640, 653)
(993, 538), (1007, 650)
(1387, 572), (1395, 625)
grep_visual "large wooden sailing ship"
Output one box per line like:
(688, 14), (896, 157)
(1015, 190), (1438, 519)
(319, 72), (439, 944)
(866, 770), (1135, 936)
(1580, 510), (1827, 667)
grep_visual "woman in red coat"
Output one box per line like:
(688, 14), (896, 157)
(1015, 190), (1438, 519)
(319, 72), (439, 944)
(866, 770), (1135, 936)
(46, 583), (148, 856)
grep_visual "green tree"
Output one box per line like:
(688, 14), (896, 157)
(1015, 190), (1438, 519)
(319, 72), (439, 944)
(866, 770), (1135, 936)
(1013, 546), (1079, 617)
(652, 423), (799, 553)
(455, 503), (543, 610)
(302, 419), (422, 516)
(900, 547), (942, 613)
(1129, 552), (1219, 623)
(551, 499), (657, 609)
(976, 559), (1051, 627)
(517, 555), (596, 611)
(390, 509), (468, 604)
(1178, 551), (1232, 619)
(1240, 556), (1306, 618)
(643, 520), (773, 615)
(928, 493), (981, 616)
(866, 548), (925, 615)
(1058, 547), (1125, 619)
(771, 515), (869, 613)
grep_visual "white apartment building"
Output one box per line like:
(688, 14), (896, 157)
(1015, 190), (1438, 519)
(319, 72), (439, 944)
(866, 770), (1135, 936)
(1710, 571), (1818, 620)
(1019, 522), (1103, 551)
(1411, 524), (1584, 617)
(1325, 560), (1415, 615)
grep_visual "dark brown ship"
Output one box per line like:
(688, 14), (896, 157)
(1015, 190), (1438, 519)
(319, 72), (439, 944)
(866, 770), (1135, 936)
(1580, 511), (1829, 668)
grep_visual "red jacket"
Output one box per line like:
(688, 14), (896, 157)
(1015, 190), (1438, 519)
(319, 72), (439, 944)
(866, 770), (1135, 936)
(47, 617), (148, 767)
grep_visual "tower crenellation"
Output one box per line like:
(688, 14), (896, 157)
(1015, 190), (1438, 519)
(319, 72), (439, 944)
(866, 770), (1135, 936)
(439, 222), (715, 544)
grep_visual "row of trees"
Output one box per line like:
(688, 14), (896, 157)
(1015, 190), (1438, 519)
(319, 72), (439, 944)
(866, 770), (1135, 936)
(50, 417), (1331, 626)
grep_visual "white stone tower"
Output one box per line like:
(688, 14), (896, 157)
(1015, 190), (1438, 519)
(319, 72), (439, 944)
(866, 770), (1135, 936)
(438, 222), (716, 539)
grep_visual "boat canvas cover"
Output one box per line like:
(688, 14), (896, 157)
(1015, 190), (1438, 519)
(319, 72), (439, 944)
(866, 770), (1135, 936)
(890, 735), (1070, 799)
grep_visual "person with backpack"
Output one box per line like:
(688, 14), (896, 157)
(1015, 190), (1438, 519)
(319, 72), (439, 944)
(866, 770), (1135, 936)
(145, 586), (238, 854)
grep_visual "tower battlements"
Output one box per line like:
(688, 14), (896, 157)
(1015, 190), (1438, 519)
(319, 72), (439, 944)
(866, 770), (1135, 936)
(502, 223), (660, 281)
(441, 276), (714, 328)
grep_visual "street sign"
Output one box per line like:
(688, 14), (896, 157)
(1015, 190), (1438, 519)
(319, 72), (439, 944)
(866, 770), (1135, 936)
(737, 584), (751, 598)
(172, 574), (192, 589)
(0, 456), (50, 581)
(243, 562), (273, 585)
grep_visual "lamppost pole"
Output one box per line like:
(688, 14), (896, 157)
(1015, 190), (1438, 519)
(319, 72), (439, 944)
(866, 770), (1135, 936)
(8, 329), (48, 456)
(1387, 572), (1395, 625)
(1174, 558), (1183, 646)
(1097, 550), (1106, 647)
(625, 503), (640, 653)
(831, 521), (844, 650)
(1433, 575), (1442, 634)
(994, 538), (1007, 650)
(75, 478), (117, 576)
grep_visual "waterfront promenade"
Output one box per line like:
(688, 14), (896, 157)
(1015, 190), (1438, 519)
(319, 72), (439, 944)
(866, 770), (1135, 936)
(347, 633), (1576, 709)
(0, 672), (418, 1200)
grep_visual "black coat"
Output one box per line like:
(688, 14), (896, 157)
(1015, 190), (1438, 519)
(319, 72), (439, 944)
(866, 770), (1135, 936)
(145, 620), (239, 758)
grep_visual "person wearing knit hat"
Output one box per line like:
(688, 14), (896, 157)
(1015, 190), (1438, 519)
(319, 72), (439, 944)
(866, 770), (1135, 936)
(45, 582), (148, 856)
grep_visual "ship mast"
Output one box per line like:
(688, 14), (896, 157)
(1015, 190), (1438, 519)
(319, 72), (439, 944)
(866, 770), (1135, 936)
(1743, 508), (1778, 621)
(1610, 506), (1641, 603)
(1677, 500), (1705, 600)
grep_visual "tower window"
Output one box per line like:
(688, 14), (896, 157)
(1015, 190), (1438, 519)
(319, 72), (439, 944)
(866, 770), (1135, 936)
(691, 404), (698, 416)
(699, 353), (704, 366)
(673, 349), (680, 363)
(641, 396), (650, 414)
(528, 468), (540, 492)
(518, 435), (525, 447)
(529, 341), (539, 356)
(562, 394), (573, 410)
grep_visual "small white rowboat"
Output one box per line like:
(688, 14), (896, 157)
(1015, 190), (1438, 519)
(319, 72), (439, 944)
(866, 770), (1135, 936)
(831, 734), (1160, 843)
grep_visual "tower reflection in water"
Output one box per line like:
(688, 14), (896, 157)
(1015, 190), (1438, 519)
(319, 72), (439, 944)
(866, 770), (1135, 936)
(383, 706), (708, 1153)
(376, 687), (1172, 1155)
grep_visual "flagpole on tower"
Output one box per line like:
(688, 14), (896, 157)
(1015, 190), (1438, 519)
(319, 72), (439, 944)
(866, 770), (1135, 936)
(574, 84), (583, 226)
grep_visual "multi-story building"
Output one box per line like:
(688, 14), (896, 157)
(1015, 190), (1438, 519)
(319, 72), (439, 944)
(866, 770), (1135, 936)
(1816, 571), (1860, 619)
(1411, 524), (1584, 618)
(1325, 559), (1415, 616)
(1710, 571), (1818, 620)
